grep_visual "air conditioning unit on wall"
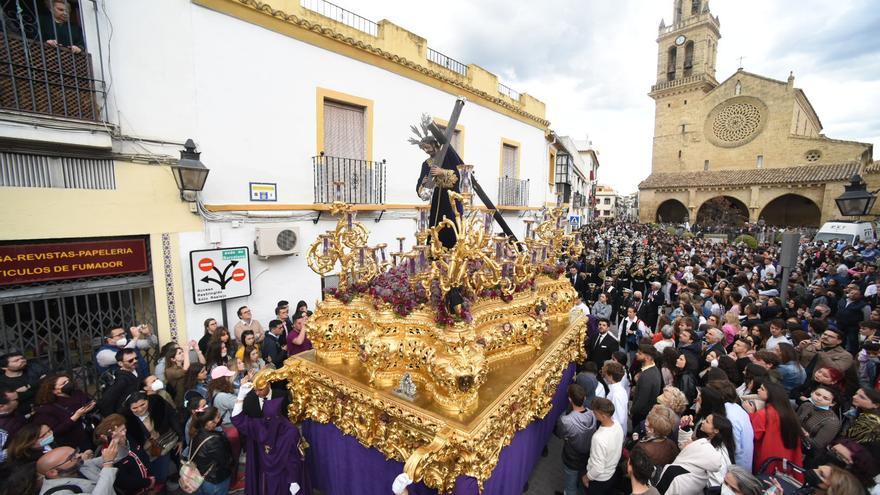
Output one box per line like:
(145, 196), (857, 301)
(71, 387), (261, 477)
(254, 225), (300, 257)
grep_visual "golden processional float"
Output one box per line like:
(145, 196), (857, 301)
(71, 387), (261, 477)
(256, 170), (587, 492)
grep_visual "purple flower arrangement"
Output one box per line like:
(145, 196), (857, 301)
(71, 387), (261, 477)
(368, 265), (428, 317)
(541, 262), (566, 279)
(323, 257), (548, 326)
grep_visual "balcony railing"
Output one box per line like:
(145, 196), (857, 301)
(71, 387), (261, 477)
(0, 2), (105, 121)
(427, 47), (467, 77)
(301, 0), (379, 37)
(651, 73), (708, 93)
(313, 155), (386, 204)
(498, 83), (520, 101)
(498, 177), (529, 207)
(659, 13), (719, 34)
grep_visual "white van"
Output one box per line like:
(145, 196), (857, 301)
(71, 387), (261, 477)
(813, 221), (876, 246)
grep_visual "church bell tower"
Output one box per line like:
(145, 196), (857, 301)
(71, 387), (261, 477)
(653, 0), (721, 88)
(649, 0), (721, 173)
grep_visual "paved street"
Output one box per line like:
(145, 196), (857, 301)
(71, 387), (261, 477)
(524, 435), (566, 494)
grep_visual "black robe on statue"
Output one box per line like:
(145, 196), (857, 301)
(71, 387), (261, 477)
(416, 147), (463, 248)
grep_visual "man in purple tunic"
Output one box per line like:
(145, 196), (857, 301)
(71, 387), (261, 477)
(231, 382), (309, 495)
(285, 313), (312, 357)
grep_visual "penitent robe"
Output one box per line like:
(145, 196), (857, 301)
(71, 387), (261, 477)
(232, 397), (310, 495)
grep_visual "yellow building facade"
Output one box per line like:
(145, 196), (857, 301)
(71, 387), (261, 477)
(639, 0), (875, 227)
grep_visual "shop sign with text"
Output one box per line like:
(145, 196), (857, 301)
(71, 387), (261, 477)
(0, 238), (149, 286)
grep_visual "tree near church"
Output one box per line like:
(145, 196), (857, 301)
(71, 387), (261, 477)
(696, 197), (747, 226)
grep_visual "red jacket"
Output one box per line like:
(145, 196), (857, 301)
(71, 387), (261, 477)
(750, 405), (803, 480)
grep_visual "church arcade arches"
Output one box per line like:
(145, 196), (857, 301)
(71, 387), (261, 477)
(758, 194), (821, 228)
(656, 199), (689, 224)
(695, 196), (749, 226)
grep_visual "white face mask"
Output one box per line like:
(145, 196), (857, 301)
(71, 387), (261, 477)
(151, 380), (164, 392)
(720, 484), (736, 495)
(116, 337), (128, 347)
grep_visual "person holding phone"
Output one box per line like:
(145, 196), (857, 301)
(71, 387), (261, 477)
(93, 414), (155, 495)
(32, 373), (96, 451)
(164, 341), (204, 408)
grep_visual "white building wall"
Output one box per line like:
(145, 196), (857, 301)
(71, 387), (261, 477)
(101, 3), (548, 206)
(94, 3), (548, 340)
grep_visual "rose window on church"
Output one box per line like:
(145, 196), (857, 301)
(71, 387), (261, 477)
(705, 97), (768, 148)
(805, 150), (822, 162)
(712, 103), (761, 143)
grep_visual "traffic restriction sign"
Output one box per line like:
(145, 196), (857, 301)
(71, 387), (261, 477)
(189, 247), (252, 304)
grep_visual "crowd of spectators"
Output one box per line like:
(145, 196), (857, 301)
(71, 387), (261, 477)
(554, 221), (879, 494)
(5, 216), (880, 494)
(0, 300), (312, 495)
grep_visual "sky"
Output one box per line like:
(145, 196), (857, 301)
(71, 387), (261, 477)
(347, 0), (880, 194)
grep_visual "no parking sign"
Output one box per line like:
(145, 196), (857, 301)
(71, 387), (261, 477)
(189, 247), (252, 304)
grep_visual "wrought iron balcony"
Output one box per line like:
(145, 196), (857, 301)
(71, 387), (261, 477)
(427, 48), (467, 77)
(313, 154), (386, 204)
(0, 2), (106, 121)
(498, 83), (521, 101)
(497, 177), (529, 207)
(301, 0), (379, 36)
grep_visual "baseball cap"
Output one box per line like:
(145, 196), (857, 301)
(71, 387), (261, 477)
(210, 365), (235, 380)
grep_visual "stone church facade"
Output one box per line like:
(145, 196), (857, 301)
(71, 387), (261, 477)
(638, 0), (875, 227)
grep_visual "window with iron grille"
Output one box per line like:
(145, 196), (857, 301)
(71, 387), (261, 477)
(501, 143), (518, 179)
(323, 100), (366, 159)
(0, 0), (106, 122)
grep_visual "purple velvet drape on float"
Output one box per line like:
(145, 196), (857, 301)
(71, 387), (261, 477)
(586, 314), (598, 342)
(303, 363), (576, 495)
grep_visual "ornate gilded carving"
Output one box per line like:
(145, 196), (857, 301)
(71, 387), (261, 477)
(303, 183), (581, 413)
(258, 314), (587, 493)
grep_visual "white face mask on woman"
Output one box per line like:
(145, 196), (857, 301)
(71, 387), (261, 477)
(150, 380), (164, 392)
(720, 484), (736, 495)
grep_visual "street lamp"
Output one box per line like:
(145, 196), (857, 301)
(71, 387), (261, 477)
(170, 138), (210, 201)
(835, 174), (877, 217)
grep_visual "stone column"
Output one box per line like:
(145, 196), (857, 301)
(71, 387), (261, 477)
(748, 186), (761, 222)
(687, 188), (697, 224)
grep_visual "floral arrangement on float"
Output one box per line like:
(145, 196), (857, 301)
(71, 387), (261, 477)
(310, 171), (580, 327)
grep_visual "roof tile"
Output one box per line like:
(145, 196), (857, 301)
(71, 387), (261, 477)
(639, 162), (868, 189)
